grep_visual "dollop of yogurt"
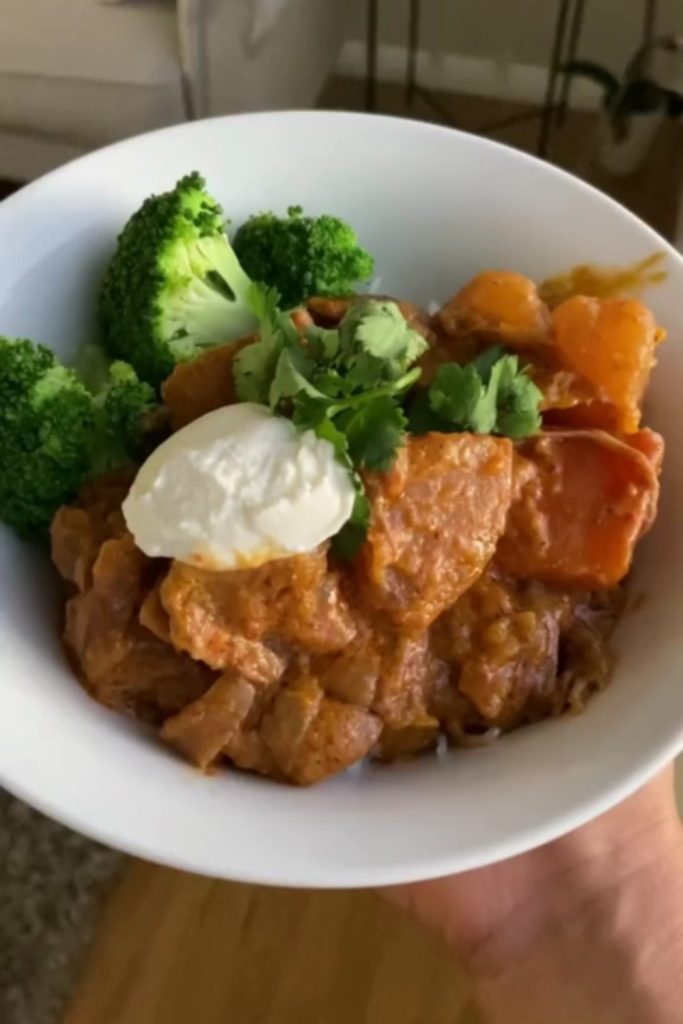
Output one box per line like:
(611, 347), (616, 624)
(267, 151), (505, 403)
(123, 403), (355, 570)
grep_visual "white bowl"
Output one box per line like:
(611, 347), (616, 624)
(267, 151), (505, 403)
(1, 112), (682, 888)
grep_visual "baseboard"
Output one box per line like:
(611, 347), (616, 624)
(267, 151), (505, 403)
(337, 40), (602, 111)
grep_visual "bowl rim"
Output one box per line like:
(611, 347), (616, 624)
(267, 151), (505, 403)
(3, 108), (683, 270)
(1, 110), (682, 887)
(3, 729), (682, 889)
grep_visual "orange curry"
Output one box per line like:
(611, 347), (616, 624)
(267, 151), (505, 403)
(51, 270), (664, 785)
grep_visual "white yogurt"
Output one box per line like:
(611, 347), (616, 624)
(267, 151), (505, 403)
(123, 403), (355, 570)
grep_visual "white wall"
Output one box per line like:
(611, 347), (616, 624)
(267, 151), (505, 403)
(198, 0), (346, 114)
(345, 0), (683, 77)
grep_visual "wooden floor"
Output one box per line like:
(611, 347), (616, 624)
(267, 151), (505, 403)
(64, 861), (478, 1024)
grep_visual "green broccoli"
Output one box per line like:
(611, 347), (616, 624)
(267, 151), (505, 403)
(98, 172), (257, 387)
(0, 338), (159, 540)
(233, 205), (375, 309)
(92, 359), (160, 470)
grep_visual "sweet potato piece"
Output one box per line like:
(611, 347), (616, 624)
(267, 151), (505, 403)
(357, 433), (513, 630)
(306, 296), (351, 325)
(436, 271), (551, 348)
(497, 431), (661, 588)
(551, 296), (661, 433)
(543, 400), (620, 432)
(161, 337), (253, 431)
(625, 427), (665, 473)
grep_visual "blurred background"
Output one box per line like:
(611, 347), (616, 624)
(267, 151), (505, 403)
(0, 0), (682, 245)
(0, 3), (682, 1024)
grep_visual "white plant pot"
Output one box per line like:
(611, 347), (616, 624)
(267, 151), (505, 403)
(596, 109), (665, 176)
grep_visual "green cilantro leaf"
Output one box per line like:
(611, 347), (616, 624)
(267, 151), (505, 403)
(428, 363), (486, 427)
(331, 489), (371, 560)
(415, 346), (542, 439)
(339, 300), (429, 379)
(269, 346), (320, 407)
(313, 413), (352, 464)
(345, 396), (407, 471)
(495, 358), (543, 437)
(306, 324), (341, 364)
(234, 294), (433, 559)
(233, 330), (283, 403)
(472, 344), (507, 381)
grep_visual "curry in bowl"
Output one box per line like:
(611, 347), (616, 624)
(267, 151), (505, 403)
(1, 174), (664, 786)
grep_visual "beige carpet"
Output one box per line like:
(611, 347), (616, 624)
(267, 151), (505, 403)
(0, 792), (124, 1024)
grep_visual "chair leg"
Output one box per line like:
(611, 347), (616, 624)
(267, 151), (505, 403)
(643, 0), (658, 46)
(538, 0), (574, 157)
(557, 0), (587, 126)
(366, 0), (379, 112)
(406, 0), (421, 108)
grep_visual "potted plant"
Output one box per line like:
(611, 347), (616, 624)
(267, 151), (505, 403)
(563, 37), (683, 176)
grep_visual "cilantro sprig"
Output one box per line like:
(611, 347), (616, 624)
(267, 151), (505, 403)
(234, 289), (542, 558)
(410, 345), (542, 439)
(235, 291), (427, 471)
(234, 291), (428, 556)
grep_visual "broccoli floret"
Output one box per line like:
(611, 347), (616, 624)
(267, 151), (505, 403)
(98, 172), (257, 387)
(93, 360), (159, 468)
(233, 205), (375, 309)
(0, 338), (160, 540)
(0, 339), (97, 538)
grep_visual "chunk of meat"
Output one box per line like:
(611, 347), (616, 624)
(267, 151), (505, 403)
(161, 673), (257, 770)
(372, 631), (447, 727)
(76, 471), (135, 527)
(51, 472), (134, 590)
(357, 433), (513, 630)
(320, 647), (381, 709)
(559, 620), (617, 715)
(319, 625), (447, 757)
(321, 628), (447, 722)
(259, 676), (382, 785)
(431, 573), (576, 729)
(160, 548), (356, 682)
(64, 535), (213, 721)
(374, 714), (440, 761)
(52, 507), (107, 593)
(138, 584), (172, 643)
(497, 431), (661, 588)
(161, 337), (254, 431)
(436, 271), (551, 349)
(551, 296), (662, 433)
